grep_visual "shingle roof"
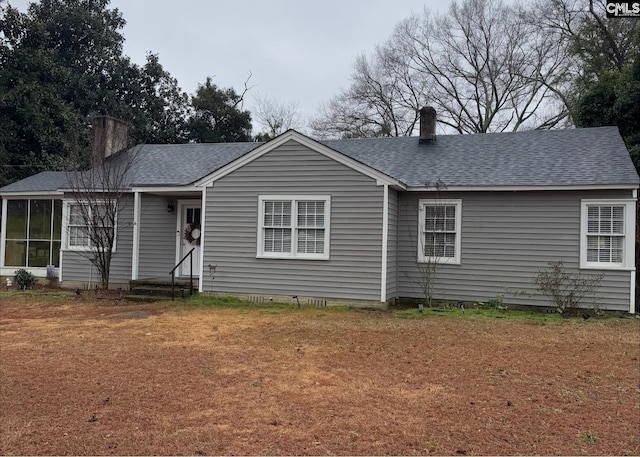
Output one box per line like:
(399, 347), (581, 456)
(125, 142), (261, 186)
(0, 171), (69, 193)
(1, 126), (637, 194)
(323, 126), (640, 187)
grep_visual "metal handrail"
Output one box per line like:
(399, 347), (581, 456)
(169, 247), (196, 301)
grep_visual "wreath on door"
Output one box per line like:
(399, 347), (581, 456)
(183, 223), (201, 245)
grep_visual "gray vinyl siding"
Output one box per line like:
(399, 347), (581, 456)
(398, 190), (634, 311)
(61, 194), (133, 285)
(137, 194), (178, 278)
(202, 140), (384, 301)
(386, 188), (399, 301)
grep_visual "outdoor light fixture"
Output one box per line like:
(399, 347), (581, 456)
(167, 202), (174, 213)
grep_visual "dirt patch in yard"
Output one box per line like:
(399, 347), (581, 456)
(0, 295), (638, 456)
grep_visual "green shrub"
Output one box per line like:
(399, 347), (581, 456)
(535, 261), (603, 315)
(14, 269), (37, 290)
(477, 293), (506, 310)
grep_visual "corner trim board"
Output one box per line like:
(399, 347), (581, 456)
(380, 184), (389, 302)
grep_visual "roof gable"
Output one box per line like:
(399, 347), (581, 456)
(195, 130), (403, 188)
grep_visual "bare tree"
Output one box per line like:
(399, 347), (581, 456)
(395, 0), (573, 133)
(417, 180), (457, 307)
(65, 118), (136, 289)
(311, 50), (428, 139)
(530, 0), (639, 85)
(312, 0), (573, 138)
(254, 94), (303, 139)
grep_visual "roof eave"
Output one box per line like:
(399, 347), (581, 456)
(407, 183), (640, 192)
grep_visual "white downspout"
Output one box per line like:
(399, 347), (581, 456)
(198, 188), (207, 293)
(0, 198), (7, 273)
(131, 191), (140, 280)
(631, 189), (637, 314)
(380, 184), (389, 303)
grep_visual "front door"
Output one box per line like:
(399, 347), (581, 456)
(178, 202), (201, 277)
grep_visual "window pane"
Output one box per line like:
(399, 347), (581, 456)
(424, 205), (455, 233)
(298, 201), (324, 227)
(4, 240), (27, 266)
(52, 241), (61, 267)
(29, 200), (52, 240)
(53, 200), (62, 240)
(28, 241), (51, 267)
(612, 206), (624, 234)
(6, 200), (27, 239)
(612, 236), (624, 262)
(264, 201), (291, 227)
(69, 204), (84, 225)
(264, 228), (291, 253)
(587, 234), (623, 264)
(69, 227), (89, 247)
(298, 229), (324, 254)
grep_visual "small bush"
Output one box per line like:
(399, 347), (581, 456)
(14, 269), (38, 290)
(535, 261), (603, 315)
(477, 293), (506, 310)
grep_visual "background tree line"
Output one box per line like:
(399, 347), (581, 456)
(310, 0), (639, 170)
(1, 0), (639, 189)
(0, 0), (255, 187)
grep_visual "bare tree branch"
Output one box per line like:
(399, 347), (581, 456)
(65, 121), (137, 289)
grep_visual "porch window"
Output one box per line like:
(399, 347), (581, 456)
(418, 199), (462, 264)
(257, 195), (330, 260)
(64, 202), (116, 251)
(581, 200), (635, 270)
(3, 199), (62, 267)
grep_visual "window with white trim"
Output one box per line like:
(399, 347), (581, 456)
(581, 199), (635, 269)
(64, 202), (116, 251)
(258, 196), (330, 259)
(418, 199), (462, 264)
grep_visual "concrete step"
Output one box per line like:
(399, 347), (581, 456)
(128, 278), (198, 301)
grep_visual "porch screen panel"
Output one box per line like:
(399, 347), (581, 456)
(4, 199), (62, 267)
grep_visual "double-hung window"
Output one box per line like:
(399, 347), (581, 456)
(580, 199), (635, 270)
(418, 199), (462, 264)
(64, 202), (116, 251)
(258, 195), (330, 260)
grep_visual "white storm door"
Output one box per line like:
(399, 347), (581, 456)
(178, 202), (201, 277)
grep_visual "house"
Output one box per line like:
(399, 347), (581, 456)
(1, 111), (638, 313)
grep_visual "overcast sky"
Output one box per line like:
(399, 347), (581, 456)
(9, 0), (451, 131)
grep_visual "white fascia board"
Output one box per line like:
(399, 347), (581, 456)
(130, 185), (201, 193)
(407, 184), (640, 192)
(0, 191), (64, 198)
(195, 130), (404, 189)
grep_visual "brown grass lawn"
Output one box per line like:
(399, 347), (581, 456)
(0, 293), (639, 456)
